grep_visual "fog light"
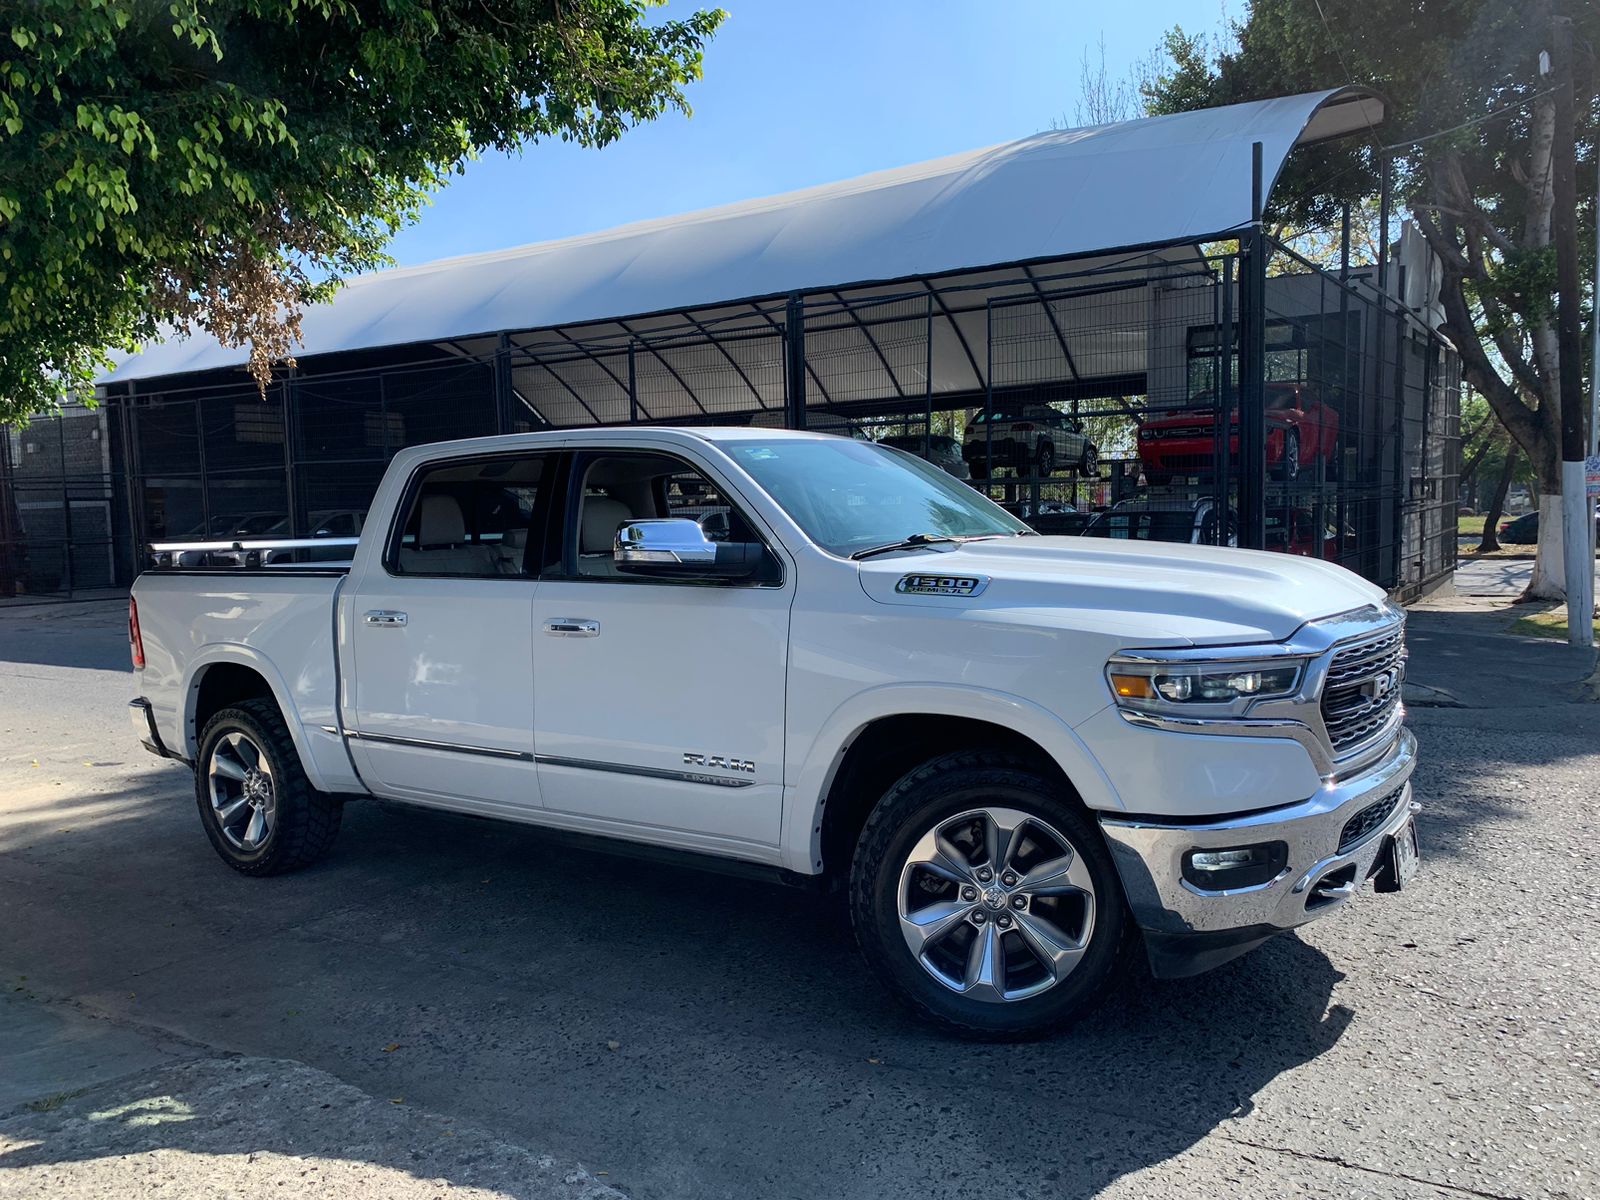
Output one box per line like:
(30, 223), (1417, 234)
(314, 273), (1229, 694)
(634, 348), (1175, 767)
(1181, 842), (1289, 891)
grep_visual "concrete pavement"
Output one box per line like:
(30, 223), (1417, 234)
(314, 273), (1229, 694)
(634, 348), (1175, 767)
(2, 593), (1597, 1198)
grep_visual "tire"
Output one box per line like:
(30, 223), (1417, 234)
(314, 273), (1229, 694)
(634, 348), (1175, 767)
(1079, 445), (1097, 476)
(195, 699), (343, 876)
(968, 459), (989, 480)
(848, 751), (1132, 1039)
(1275, 429), (1301, 482)
(1036, 443), (1056, 478)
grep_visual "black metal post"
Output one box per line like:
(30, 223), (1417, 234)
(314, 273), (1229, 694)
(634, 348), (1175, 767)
(283, 371), (300, 537)
(1238, 141), (1268, 549)
(627, 340), (639, 425)
(194, 388), (211, 537)
(784, 293), (807, 430)
(1391, 266), (1408, 589)
(58, 410), (73, 594)
(1339, 201), (1351, 283)
(984, 299), (995, 490)
(494, 332), (513, 434)
(923, 293), (933, 459)
(1217, 254), (1234, 543)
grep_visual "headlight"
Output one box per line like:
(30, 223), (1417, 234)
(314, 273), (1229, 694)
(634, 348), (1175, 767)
(1107, 655), (1306, 715)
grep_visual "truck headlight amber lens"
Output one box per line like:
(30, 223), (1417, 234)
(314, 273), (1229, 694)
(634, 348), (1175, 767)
(1108, 659), (1304, 712)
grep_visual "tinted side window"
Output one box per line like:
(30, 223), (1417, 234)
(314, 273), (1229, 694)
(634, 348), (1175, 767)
(391, 454), (551, 578)
(568, 451), (778, 584)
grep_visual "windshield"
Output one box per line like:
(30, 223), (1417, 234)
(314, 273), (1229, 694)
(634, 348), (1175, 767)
(726, 437), (1029, 556)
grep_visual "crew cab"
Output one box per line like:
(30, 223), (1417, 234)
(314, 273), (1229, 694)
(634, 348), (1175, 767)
(129, 428), (1419, 1037)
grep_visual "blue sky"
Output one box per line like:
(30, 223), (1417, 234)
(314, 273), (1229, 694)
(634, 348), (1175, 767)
(385, 1), (1221, 267)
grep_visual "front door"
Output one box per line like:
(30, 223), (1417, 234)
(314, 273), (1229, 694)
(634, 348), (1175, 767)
(530, 449), (790, 853)
(345, 450), (556, 812)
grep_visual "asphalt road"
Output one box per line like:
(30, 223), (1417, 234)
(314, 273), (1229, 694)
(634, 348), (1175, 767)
(1, 598), (1597, 1199)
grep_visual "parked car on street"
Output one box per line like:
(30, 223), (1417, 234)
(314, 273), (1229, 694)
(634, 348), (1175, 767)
(964, 407), (1097, 479)
(877, 433), (970, 479)
(1498, 506), (1600, 545)
(1137, 382), (1340, 485)
(131, 428), (1418, 1037)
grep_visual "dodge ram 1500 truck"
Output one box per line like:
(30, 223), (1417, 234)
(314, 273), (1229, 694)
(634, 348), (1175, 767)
(129, 427), (1419, 1037)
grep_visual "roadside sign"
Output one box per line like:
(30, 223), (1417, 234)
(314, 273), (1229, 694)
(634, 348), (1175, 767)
(1587, 454), (1600, 498)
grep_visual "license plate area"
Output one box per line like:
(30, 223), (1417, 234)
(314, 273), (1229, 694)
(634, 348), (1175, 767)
(1375, 815), (1420, 893)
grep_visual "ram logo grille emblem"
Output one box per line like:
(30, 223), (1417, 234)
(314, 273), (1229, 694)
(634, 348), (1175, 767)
(895, 573), (988, 597)
(683, 752), (757, 773)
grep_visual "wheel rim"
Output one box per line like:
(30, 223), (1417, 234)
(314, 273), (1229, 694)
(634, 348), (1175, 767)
(895, 806), (1096, 1003)
(207, 731), (275, 851)
(1038, 446), (1054, 475)
(1286, 433), (1299, 478)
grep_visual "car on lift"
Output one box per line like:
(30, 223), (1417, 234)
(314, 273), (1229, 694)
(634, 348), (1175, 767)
(1137, 382), (1340, 486)
(964, 406), (1097, 479)
(877, 433), (970, 479)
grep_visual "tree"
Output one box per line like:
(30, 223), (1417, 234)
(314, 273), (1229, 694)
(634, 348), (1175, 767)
(0, 0), (723, 425)
(1141, 0), (1598, 599)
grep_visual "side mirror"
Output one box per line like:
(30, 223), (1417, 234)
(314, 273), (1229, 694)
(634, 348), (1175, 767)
(613, 518), (764, 581)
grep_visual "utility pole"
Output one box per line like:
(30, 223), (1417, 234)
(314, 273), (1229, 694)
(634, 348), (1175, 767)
(1547, 25), (1594, 647)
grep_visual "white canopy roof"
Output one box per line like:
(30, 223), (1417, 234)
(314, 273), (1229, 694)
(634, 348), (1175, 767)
(106, 87), (1382, 384)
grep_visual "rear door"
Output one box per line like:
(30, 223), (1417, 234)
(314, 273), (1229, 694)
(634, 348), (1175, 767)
(344, 450), (559, 812)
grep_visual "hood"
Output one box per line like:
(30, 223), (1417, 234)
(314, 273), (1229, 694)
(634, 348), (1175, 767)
(856, 536), (1386, 646)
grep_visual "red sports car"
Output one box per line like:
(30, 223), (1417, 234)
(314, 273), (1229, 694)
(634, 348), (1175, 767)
(1137, 382), (1340, 485)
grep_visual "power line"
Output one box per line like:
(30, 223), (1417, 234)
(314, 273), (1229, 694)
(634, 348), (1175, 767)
(1379, 87), (1557, 153)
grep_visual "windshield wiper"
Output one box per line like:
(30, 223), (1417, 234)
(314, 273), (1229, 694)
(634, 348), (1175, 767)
(849, 532), (961, 561)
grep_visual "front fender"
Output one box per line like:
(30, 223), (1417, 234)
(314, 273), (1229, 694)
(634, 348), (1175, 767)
(780, 684), (1124, 875)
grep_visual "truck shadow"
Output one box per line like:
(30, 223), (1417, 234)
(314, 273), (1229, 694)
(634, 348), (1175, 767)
(2, 784), (1356, 1199)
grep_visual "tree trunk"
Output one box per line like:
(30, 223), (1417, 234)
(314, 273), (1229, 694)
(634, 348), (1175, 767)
(1478, 443), (1517, 553)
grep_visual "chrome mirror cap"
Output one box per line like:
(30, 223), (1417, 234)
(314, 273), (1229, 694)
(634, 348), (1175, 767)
(614, 518), (719, 565)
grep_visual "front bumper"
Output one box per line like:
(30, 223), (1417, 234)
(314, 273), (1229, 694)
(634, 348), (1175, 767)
(1099, 727), (1418, 977)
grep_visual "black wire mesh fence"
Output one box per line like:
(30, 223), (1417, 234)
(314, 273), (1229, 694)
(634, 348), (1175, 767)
(63, 238), (1460, 597)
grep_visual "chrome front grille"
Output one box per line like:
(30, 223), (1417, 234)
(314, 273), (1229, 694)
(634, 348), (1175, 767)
(1321, 627), (1405, 755)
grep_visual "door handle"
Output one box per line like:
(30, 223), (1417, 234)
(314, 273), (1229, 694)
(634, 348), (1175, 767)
(544, 618), (599, 638)
(364, 610), (408, 627)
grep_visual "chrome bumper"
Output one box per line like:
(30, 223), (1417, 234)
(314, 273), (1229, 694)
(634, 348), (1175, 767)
(1100, 727), (1418, 976)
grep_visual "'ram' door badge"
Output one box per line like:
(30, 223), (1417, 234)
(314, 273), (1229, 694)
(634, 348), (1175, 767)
(683, 752), (757, 773)
(895, 573), (989, 597)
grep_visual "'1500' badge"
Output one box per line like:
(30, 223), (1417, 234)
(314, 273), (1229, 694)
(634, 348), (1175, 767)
(895, 574), (989, 597)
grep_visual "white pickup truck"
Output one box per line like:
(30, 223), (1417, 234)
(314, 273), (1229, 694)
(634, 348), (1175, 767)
(129, 427), (1419, 1037)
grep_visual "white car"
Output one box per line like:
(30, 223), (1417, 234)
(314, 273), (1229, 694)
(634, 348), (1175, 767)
(129, 428), (1418, 1037)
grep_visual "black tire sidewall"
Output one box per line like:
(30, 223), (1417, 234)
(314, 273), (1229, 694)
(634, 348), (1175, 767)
(850, 757), (1129, 1038)
(193, 700), (340, 875)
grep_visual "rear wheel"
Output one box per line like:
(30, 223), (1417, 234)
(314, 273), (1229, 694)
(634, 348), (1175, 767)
(1036, 443), (1056, 478)
(196, 699), (342, 876)
(968, 459), (989, 480)
(849, 751), (1131, 1038)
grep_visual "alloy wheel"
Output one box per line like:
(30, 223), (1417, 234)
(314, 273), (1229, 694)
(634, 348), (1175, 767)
(895, 806), (1096, 1003)
(207, 730), (276, 851)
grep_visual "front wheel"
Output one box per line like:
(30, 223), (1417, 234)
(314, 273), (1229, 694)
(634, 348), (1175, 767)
(849, 751), (1132, 1038)
(1036, 443), (1056, 478)
(196, 699), (343, 876)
